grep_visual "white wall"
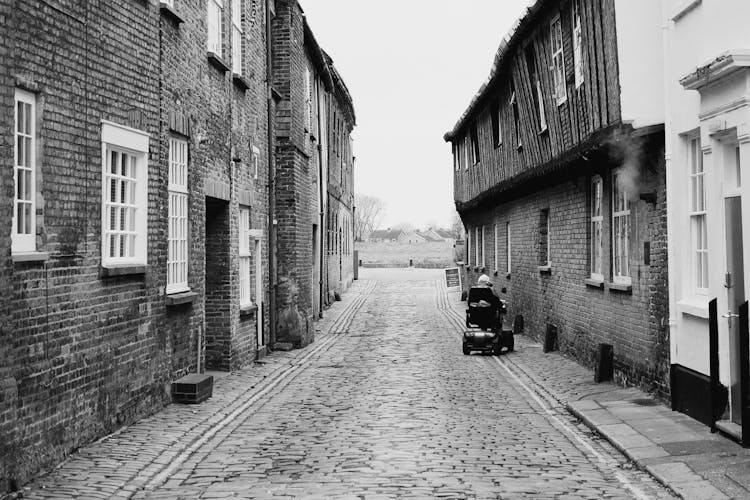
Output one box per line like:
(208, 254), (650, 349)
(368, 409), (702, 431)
(614, 0), (665, 129)
(664, 0), (750, 377)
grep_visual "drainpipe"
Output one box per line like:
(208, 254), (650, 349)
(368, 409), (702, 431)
(265, 0), (277, 347)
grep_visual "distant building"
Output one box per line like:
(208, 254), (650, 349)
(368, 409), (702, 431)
(271, 0), (356, 347)
(398, 231), (427, 244)
(445, 0), (669, 396)
(368, 229), (405, 243)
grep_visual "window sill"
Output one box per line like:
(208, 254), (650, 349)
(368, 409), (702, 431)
(557, 97), (568, 107)
(12, 251), (50, 263)
(538, 265), (552, 274)
(584, 278), (604, 289)
(671, 0), (701, 21)
(166, 291), (198, 306)
(159, 2), (186, 24)
(676, 298), (710, 318)
(538, 126), (549, 136)
(607, 282), (633, 294)
(100, 264), (147, 278)
(207, 52), (230, 73)
(240, 304), (258, 317)
(232, 73), (251, 90)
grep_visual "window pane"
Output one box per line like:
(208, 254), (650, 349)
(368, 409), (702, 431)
(17, 135), (25, 168)
(23, 103), (31, 134)
(24, 169), (32, 201)
(111, 151), (118, 174)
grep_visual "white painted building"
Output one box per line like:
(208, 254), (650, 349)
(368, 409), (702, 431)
(664, 0), (750, 433)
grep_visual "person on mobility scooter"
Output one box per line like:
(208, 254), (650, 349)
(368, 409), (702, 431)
(463, 275), (514, 355)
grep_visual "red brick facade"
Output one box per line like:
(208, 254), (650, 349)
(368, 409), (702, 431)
(447, 0), (669, 398)
(271, 0), (355, 347)
(0, 0), (353, 492)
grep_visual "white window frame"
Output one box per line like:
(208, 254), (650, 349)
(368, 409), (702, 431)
(231, 0), (243, 74)
(590, 175), (603, 281)
(535, 79), (547, 131)
(101, 121), (149, 267)
(167, 138), (189, 294)
(304, 66), (312, 132)
(550, 15), (567, 105)
(207, 0), (223, 57)
(612, 170), (631, 284)
(13, 89), (37, 254)
(689, 135), (708, 294)
(540, 209), (551, 267)
(494, 223), (499, 271)
(239, 206), (253, 307)
(252, 145), (260, 180)
(506, 221), (511, 274)
(463, 136), (470, 171)
(572, 0), (584, 88)
(475, 227), (480, 266)
(481, 225), (486, 268)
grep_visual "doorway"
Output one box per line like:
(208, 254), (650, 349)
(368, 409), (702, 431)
(205, 197), (230, 371)
(725, 143), (745, 425)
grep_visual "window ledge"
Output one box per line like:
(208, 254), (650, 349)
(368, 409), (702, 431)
(240, 304), (258, 317)
(12, 251), (50, 263)
(159, 2), (186, 24)
(671, 0), (701, 21)
(676, 298), (710, 318)
(232, 73), (251, 90)
(538, 126), (549, 136)
(207, 52), (230, 73)
(100, 264), (147, 278)
(538, 265), (552, 274)
(607, 282), (633, 294)
(584, 278), (604, 289)
(166, 291), (198, 306)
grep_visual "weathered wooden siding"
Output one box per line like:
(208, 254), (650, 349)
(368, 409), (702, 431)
(453, 0), (621, 206)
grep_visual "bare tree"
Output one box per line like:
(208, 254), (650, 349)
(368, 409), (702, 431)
(354, 194), (385, 241)
(449, 211), (464, 239)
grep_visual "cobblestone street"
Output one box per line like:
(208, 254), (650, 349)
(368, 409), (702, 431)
(22, 269), (676, 499)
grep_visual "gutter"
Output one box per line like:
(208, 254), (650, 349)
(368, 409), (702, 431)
(266, 0), (277, 347)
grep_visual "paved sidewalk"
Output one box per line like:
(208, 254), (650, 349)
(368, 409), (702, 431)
(447, 290), (750, 500)
(18, 280), (374, 499)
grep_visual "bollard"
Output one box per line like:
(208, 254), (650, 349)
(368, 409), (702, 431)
(409, 259), (413, 267)
(594, 343), (613, 383)
(543, 324), (557, 353)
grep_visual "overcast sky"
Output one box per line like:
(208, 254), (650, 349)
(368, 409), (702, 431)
(298, 0), (533, 230)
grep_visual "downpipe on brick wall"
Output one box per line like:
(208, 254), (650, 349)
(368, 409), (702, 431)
(266, 0), (278, 348)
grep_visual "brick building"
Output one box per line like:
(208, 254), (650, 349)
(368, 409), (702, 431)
(1, 0), (354, 492)
(445, 0), (669, 395)
(271, 0), (355, 348)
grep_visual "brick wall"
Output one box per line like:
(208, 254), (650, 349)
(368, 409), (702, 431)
(462, 137), (670, 398)
(271, 0), (356, 346)
(0, 0), (271, 491)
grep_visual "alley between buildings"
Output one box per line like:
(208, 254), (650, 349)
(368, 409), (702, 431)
(21, 269), (676, 499)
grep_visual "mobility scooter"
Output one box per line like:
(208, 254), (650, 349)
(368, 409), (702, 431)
(463, 286), (514, 355)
